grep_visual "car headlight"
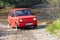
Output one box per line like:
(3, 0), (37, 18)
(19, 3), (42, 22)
(33, 18), (36, 20)
(20, 19), (23, 22)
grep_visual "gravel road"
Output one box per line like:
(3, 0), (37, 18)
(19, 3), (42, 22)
(0, 22), (60, 40)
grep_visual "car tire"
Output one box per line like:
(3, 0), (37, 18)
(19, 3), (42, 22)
(15, 23), (18, 29)
(8, 22), (10, 26)
(8, 22), (12, 29)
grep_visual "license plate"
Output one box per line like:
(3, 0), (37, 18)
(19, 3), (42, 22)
(25, 23), (33, 25)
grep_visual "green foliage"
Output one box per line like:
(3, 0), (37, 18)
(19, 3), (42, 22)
(53, 19), (60, 29)
(0, 1), (4, 5)
(0, 0), (42, 6)
(46, 19), (60, 34)
(0, 0), (7, 6)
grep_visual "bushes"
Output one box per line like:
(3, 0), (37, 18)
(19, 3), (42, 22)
(0, 0), (7, 9)
(46, 19), (60, 34)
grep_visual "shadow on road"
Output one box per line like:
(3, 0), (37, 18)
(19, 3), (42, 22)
(20, 25), (47, 30)
(37, 25), (47, 29)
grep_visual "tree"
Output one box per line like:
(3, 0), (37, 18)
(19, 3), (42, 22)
(0, 0), (47, 7)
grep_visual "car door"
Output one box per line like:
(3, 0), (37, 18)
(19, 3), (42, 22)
(10, 12), (15, 27)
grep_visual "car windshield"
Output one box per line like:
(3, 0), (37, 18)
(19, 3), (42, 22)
(15, 10), (32, 16)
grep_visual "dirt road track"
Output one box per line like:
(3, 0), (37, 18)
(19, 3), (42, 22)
(0, 27), (59, 40)
(0, 22), (60, 40)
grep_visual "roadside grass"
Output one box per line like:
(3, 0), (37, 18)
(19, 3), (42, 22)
(46, 19), (60, 34)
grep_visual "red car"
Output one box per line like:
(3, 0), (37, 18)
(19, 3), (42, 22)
(8, 8), (37, 29)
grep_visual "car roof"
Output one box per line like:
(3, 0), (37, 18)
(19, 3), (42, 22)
(10, 8), (29, 12)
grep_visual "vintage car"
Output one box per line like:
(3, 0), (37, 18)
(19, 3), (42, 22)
(8, 8), (37, 29)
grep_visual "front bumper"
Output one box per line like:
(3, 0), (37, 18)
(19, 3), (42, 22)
(18, 21), (37, 27)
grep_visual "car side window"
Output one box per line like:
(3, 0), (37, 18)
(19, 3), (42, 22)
(10, 12), (15, 17)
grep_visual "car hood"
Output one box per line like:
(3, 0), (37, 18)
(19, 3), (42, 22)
(16, 15), (36, 19)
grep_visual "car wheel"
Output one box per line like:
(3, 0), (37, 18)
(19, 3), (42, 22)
(15, 23), (21, 31)
(8, 22), (12, 29)
(8, 22), (10, 26)
(15, 23), (18, 29)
